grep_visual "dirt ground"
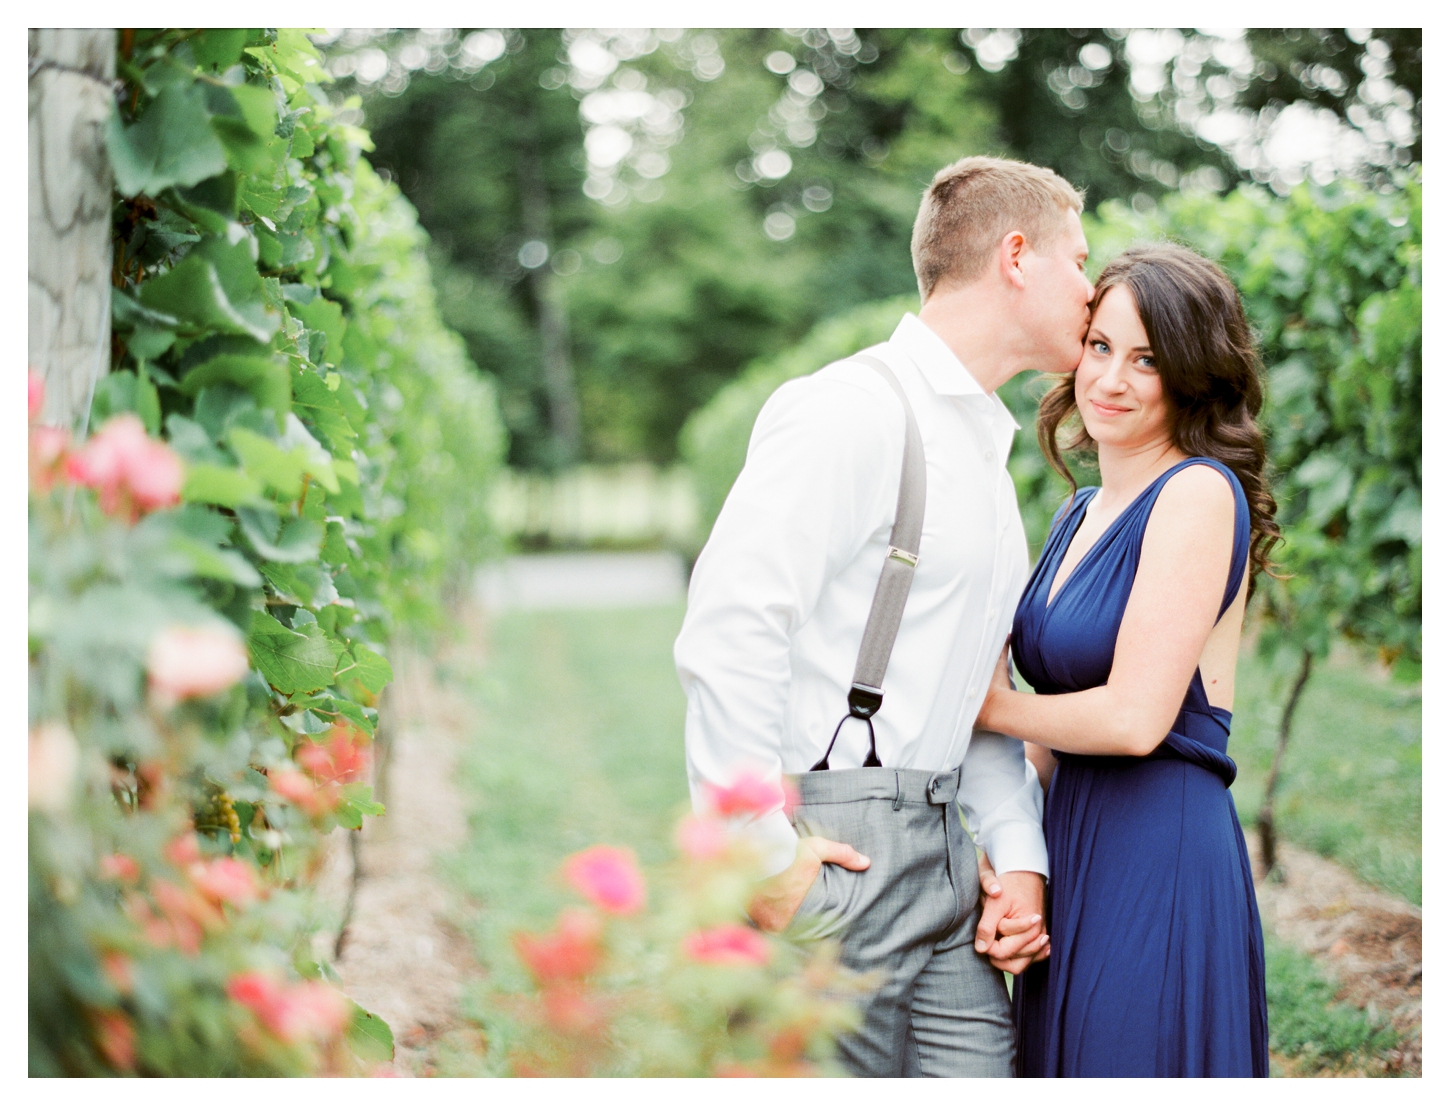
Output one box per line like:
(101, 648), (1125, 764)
(329, 601), (1422, 1078)
(329, 610), (490, 1076)
(1247, 836), (1422, 1076)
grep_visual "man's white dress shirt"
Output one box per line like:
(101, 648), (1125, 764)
(675, 313), (1049, 878)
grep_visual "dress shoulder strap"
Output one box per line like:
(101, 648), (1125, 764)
(1143, 458), (1251, 621)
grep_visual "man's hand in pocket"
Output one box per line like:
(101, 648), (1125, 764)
(748, 836), (871, 933)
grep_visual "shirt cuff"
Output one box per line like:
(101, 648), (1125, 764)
(749, 809), (802, 878)
(977, 818), (1049, 879)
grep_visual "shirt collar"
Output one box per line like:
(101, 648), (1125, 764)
(889, 312), (1021, 429)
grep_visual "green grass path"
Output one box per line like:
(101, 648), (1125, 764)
(439, 604), (1416, 1074)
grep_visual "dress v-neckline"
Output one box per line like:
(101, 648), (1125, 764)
(1044, 462), (1192, 611)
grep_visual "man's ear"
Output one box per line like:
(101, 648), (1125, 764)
(998, 230), (1028, 291)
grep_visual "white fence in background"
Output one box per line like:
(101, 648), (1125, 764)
(487, 464), (700, 548)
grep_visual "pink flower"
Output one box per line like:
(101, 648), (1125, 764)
(64, 413), (183, 521)
(561, 845), (646, 915)
(227, 972), (350, 1044)
(93, 1009), (135, 1070)
(704, 770), (799, 819)
(28, 370), (44, 422)
(193, 857), (259, 909)
(295, 724), (371, 786)
(269, 767), (339, 816)
(29, 424), (69, 492)
(28, 722), (79, 813)
(682, 924), (772, 967)
(514, 908), (604, 983)
(99, 853), (141, 882)
(164, 833), (202, 868)
(147, 624), (250, 704)
(675, 814), (730, 860)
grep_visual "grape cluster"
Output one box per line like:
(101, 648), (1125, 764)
(194, 787), (242, 843)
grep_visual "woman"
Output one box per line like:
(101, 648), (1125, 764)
(974, 243), (1278, 1077)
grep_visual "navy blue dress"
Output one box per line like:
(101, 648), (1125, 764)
(1010, 458), (1268, 1078)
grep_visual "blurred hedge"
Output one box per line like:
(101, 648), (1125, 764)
(30, 29), (504, 1076)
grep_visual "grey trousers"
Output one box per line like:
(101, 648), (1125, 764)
(785, 766), (1015, 1078)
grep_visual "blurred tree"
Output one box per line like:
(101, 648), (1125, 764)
(320, 27), (1421, 469)
(358, 30), (589, 469)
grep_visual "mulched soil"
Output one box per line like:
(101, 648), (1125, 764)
(1248, 835), (1422, 1076)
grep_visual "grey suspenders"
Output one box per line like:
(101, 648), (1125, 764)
(810, 354), (927, 772)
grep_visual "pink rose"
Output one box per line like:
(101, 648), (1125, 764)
(28, 370), (44, 422)
(147, 624), (250, 704)
(29, 424), (69, 492)
(296, 724), (371, 786)
(561, 845), (646, 915)
(228, 972), (349, 1044)
(682, 924), (772, 967)
(514, 907), (604, 983)
(704, 770), (799, 819)
(93, 1009), (135, 1070)
(193, 857), (259, 909)
(269, 767), (340, 816)
(164, 833), (202, 868)
(64, 414), (183, 521)
(99, 853), (141, 882)
(675, 814), (730, 860)
(28, 722), (79, 812)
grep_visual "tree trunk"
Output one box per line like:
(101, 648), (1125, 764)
(29, 29), (116, 432)
(517, 135), (579, 467)
(1257, 646), (1314, 877)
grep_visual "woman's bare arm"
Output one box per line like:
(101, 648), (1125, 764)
(1025, 742), (1057, 792)
(977, 465), (1237, 756)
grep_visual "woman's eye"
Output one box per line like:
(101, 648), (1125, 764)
(1139, 355), (1156, 369)
(1090, 340), (1109, 354)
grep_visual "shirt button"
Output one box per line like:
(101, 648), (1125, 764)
(984, 449), (995, 464)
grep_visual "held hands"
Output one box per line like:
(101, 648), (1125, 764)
(975, 851), (1049, 974)
(747, 836), (871, 933)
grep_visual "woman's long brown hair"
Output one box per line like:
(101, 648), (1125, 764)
(1037, 243), (1281, 582)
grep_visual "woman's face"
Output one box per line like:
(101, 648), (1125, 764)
(1074, 284), (1172, 451)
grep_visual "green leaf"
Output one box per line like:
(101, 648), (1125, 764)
(181, 352), (291, 414)
(138, 232), (280, 343)
(291, 368), (355, 455)
(337, 783), (386, 829)
(247, 611), (342, 694)
(90, 371), (161, 435)
(261, 562), (338, 607)
(337, 644), (393, 695)
(237, 507), (324, 563)
(228, 428), (307, 498)
(107, 81), (229, 197)
(277, 415), (340, 493)
(182, 463), (263, 508)
(290, 295), (347, 362)
(191, 29), (251, 72)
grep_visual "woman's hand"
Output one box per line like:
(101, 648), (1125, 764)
(976, 641), (1013, 732)
(990, 641), (1013, 692)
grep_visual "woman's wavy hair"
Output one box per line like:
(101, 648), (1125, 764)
(1037, 242), (1281, 583)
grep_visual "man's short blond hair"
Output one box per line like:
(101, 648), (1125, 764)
(911, 156), (1085, 301)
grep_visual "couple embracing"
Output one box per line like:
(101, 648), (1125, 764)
(675, 156), (1274, 1078)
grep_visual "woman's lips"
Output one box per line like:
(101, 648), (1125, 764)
(1089, 400), (1132, 416)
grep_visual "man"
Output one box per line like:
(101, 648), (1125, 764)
(674, 156), (1094, 1077)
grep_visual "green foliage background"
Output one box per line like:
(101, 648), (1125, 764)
(31, 28), (504, 1075)
(681, 179), (1422, 683)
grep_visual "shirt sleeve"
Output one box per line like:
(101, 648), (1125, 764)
(957, 726), (1050, 877)
(674, 369), (898, 876)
